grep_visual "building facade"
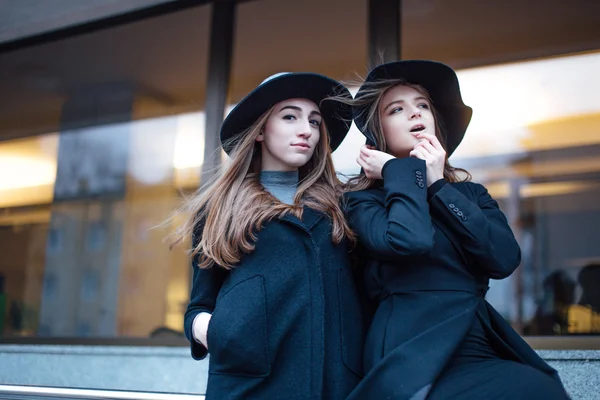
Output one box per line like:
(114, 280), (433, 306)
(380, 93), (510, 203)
(1, 0), (599, 397)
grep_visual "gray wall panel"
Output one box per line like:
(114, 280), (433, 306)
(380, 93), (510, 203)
(0, 0), (177, 44)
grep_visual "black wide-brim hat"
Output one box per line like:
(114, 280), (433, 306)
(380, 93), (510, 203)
(354, 60), (473, 156)
(220, 72), (353, 155)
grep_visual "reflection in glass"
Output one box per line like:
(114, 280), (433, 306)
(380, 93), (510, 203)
(1, 49), (600, 339)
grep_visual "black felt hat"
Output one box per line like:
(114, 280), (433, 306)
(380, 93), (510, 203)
(354, 60), (472, 156)
(220, 72), (353, 154)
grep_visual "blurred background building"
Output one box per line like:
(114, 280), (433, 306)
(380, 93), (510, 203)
(0, 0), (599, 397)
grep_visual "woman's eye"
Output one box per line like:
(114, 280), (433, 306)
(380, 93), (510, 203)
(390, 107), (402, 114)
(310, 119), (321, 127)
(418, 103), (430, 109)
(283, 114), (296, 120)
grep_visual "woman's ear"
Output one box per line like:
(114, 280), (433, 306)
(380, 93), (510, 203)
(256, 129), (265, 142)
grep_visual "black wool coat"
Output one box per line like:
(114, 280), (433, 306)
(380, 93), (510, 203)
(183, 207), (366, 400)
(343, 157), (565, 400)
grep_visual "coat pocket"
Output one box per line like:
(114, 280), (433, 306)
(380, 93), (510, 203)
(338, 268), (365, 376)
(207, 275), (271, 377)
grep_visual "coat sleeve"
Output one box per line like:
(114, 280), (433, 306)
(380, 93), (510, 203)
(428, 181), (521, 279)
(183, 224), (228, 360)
(345, 157), (434, 260)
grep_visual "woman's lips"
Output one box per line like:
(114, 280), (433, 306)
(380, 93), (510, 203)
(292, 142), (310, 149)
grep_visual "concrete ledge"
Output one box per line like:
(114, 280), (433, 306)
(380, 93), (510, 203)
(539, 350), (600, 400)
(0, 345), (208, 394)
(0, 346), (598, 398)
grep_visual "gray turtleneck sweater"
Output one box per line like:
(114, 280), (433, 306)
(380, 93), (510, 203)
(260, 170), (299, 205)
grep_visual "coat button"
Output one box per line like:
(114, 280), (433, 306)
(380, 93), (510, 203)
(457, 211), (463, 216)
(418, 182), (425, 188)
(461, 215), (468, 221)
(415, 170), (422, 176)
(449, 203), (455, 208)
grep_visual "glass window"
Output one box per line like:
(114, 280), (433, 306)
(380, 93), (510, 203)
(334, 51), (600, 337)
(454, 51), (600, 336)
(2, 0), (597, 345)
(0, 4), (212, 340)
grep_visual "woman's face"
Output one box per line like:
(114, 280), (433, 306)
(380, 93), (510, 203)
(257, 98), (322, 171)
(378, 84), (436, 158)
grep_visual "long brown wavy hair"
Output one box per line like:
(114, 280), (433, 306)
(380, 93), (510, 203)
(335, 78), (471, 192)
(166, 105), (355, 269)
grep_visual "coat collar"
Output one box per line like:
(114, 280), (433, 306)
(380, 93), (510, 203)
(280, 206), (325, 232)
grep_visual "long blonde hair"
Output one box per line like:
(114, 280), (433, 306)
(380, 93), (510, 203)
(166, 105), (355, 269)
(335, 78), (471, 191)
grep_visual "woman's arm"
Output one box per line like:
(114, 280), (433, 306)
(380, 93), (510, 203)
(183, 226), (228, 360)
(428, 180), (521, 279)
(345, 157), (435, 261)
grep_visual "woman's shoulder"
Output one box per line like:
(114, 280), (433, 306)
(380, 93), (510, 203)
(343, 186), (384, 202)
(341, 187), (386, 216)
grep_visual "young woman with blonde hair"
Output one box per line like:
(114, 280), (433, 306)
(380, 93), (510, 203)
(168, 72), (366, 399)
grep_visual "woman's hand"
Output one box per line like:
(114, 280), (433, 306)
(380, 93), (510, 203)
(357, 145), (395, 179)
(409, 133), (446, 186)
(193, 312), (212, 349)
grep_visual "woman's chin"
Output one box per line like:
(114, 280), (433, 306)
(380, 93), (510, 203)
(388, 148), (413, 159)
(286, 153), (314, 168)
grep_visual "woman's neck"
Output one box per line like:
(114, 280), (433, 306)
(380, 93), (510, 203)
(260, 170), (299, 205)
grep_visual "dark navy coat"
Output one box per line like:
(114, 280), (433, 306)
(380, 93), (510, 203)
(183, 207), (365, 399)
(343, 157), (565, 400)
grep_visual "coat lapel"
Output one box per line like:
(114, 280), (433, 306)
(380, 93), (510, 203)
(280, 206), (325, 232)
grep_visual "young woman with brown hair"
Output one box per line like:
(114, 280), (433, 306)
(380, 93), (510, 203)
(167, 72), (366, 399)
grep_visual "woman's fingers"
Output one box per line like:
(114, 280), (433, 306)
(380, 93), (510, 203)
(410, 148), (427, 160)
(356, 156), (367, 168)
(357, 146), (394, 179)
(417, 139), (438, 155)
(357, 155), (377, 178)
(416, 133), (445, 153)
(360, 145), (373, 158)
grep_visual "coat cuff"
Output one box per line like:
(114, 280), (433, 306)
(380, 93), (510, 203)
(381, 157), (397, 176)
(427, 179), (447, 201)
(381, 157), (428, 191)
(191, 337), (208, 360)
